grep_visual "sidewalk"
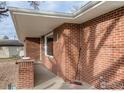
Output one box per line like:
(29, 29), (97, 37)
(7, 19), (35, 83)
(34, 63), (95, 89)
(34, 63), (64, 89)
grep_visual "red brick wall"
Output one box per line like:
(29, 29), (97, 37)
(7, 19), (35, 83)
(25, 6), (124, 89)
(79, 7), (124, 89)
(16, 60), (34, 89)
(41, 7), (124, 89)
(41, 23), (80, 81)
(25, 37), (40, 60)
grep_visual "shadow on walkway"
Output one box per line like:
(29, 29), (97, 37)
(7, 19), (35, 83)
(34, 63), (64, 89)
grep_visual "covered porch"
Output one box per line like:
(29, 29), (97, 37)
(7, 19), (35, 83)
(9, 1), (124, 89)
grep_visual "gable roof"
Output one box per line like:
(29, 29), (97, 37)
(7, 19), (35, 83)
(0, 40), (23, 46)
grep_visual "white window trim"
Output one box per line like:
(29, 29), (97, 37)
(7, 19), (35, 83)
(44, 32), (53, 58)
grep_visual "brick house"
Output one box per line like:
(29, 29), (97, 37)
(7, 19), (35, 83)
(10, 1), (124, 89)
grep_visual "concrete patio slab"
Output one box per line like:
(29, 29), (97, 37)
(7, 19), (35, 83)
(34, 63), (64, 89)
(34, 63), (95, 89)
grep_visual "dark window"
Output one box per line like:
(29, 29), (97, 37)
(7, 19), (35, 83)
(45, 33), (53, 56)
(47, 37), (53, 56)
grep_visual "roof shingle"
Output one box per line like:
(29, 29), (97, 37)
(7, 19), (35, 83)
(0, 40), (23, 46)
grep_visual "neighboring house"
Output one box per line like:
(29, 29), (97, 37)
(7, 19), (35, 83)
(0, 40), (24, 58)
(10, 1), (124, 89)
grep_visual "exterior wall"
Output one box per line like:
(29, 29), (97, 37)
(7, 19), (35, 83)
(8, 47), (24, 57)
(0, 47), (9, 58)
(41, 23), (80, 81)
(79, 7), (124, 89)
(25, 37), (40, 60)
(41, 7), (124, 89)
(0, 47), (24, 58)
(25, 6), (124, 89)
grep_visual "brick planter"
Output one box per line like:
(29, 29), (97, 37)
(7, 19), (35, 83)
(16, 59), (34, 89)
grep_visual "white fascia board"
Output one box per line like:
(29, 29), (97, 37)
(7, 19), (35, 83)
(74, 1), (105, 19)
(9, 7), (73, 19)
(73, 1), (102, 17)
(10, 10), (24, 42)
(8, 1), (102, 19)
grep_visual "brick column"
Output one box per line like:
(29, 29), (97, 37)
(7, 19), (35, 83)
(16, 59), (34, 89)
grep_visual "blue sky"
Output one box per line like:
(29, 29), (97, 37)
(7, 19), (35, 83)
(0, 1), (89, 40)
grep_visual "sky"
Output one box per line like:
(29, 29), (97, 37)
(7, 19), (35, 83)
(0, 1), (89, 40)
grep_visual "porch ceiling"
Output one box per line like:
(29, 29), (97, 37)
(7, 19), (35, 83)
(9, 1), (124, 42)
(10, 12), (72, 42)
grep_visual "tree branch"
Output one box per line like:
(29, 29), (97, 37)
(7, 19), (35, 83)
(0, 8), (8, 15)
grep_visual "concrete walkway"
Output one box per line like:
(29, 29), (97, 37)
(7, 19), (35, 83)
(34, 63), (95, 89)
(34, 63), (64, 89)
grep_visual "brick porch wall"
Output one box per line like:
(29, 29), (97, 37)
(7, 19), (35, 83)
(79, 6), (124, 89)
(41, 7), (124, 89)
(25, 6), (124, 89)
(25, 37), (40, 60)
(41, 24), (80, 81)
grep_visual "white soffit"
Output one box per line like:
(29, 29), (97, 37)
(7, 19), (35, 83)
(10, 1), (124, 42)
(10, 9), (73, 42)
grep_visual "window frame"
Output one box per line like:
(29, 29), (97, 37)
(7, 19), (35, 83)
(44, 32), (53, 57)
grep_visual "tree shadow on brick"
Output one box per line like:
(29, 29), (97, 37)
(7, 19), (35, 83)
(40, 12), (123, 88)
(47, 24), (81, 82)
(78, 24), (97, 84)
(46, 29), (71, 81)
(52, 17), (121, 84)
(107, 79), (124, 89)
(93, 55), (124, 89)
(79, 16), (121, 87)
(60, 24), (80, 82)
